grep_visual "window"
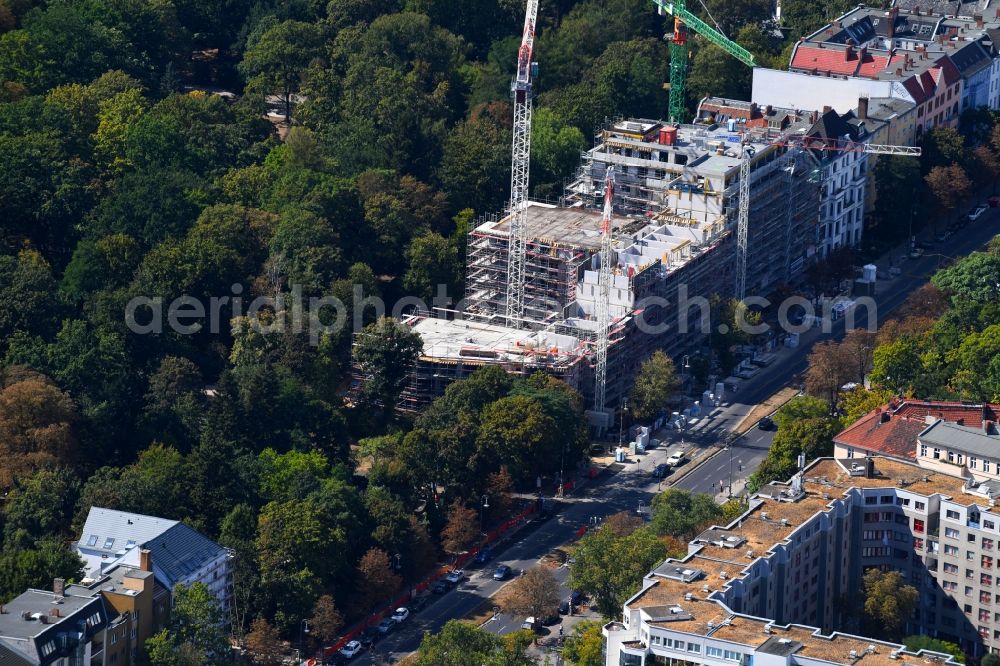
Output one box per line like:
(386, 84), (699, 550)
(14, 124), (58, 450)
(945, 545), (959, 555)
(946, 528), (960, 539)
(944, 563), (959, 574)
(86, 535), (98, 547)
(987, 520), (996, 530)
(967, 586), (975, 596)
(86, 612), (101, 628)
(40, 643), (55, 657)
(972, 457), (979, 469)
(864, 512), (879, 523)
(983, 591), (993, 604)
(707, 647), (724, 658)
(968, 569), (975, 579)
(934, 448), (941, 459)
(125, 539), (136, 548)
(914, 519), (925, 533)
(969, 550), (976, 560)
(916, 501), (926, 511)
(985, 575), (995, 586)
(985, 538), (995, 551)
(970, 534), (977, 543)
(982, 610), (991, 622)
(944, 580), (958, 591)
(688, 643), (701, 654)
(914, 538), (925, 550)
(103, 537), (115, 549)
(985, 556), (994, 569)
(866, 496), (878, 505)
(847, 447), (854, 458)
(881, 495), (894, 504)
(947, 510), (961, 520)
(724, 650), (741, 662)
(948, 451), (956, 463)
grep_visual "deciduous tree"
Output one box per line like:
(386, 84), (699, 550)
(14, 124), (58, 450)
(354, 317), (423, 420)
(862, 569), (918, 641)
(244, 617), (283, 666)
(496, 566), (560, 621)
(309, 594), (344, 648)
(441, 499), (479, 554)
(569, 524), (666, 618)
(240, 20), (323, 123)
(629, 350), (680, 422)
(355, 547), (402, 613)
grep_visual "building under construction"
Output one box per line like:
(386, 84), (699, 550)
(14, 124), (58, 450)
(377, 200), (731, 414)
(566, 117), (823, 295)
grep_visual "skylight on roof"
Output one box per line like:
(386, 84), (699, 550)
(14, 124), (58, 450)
(87, 535), (98, 547)
(104, 537), (115, 549)
(126, 540), (136, 548)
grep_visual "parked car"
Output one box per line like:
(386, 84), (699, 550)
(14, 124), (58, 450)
(521, 617), (539, 632)
(666, 450), (687, 467)
(934, 231), (950, 243)
(431, 580), (450, 594)
(570, 590), (584, 604)
(474, 547), (493, 564)
(323, 654), (347, 666)
(358, 628), (379, 648)
(409, 596), (429, 612)
(391, 607), (410, 623)
(653, 463), (670, 479)
(758, 416), (774, 431)
(558, 599), (570, 615)
(376, 618), (395, 635)
(339, 640), (363, 659)
(493, 564), (512, 580)
(444, 569), (465, 584)
(908, 247), (924, 259)
(969, 205), (988, 221)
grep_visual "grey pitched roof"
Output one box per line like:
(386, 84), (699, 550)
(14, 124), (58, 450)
(79, 507), (178, 556)
(0, 644), (31, 666)
(144, 523), (227, 588)
(949, 40), (993, 78)
(919, 420), (1000, 458)
(77, 508), (225, 589)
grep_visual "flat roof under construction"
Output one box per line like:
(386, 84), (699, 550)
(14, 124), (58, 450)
(408, 316), (587, 366)
(479, 202), (635, 251)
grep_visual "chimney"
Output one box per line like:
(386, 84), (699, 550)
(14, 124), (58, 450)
(986, 420), (997, 435)
(846, 41), (855, 59)
(888, 6), (899, 38)
(765, 104), (773, 115)
(976, 14), (984, 28)
(139, 548), (152, 573)
(996, 8), (1000, 19)
(866, 457), (876, 478)
(53, 578), (64, 597)
(823, 105), (833, 114)
(858, 96), (869, 120)
(859, 45), (868, 60)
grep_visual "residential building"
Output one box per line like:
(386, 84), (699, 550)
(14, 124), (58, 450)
(75, 508), (231, 614)
(604, 453), (1000, 664)
(0, 580), (110, 665)
(834, 399), (1000, 475)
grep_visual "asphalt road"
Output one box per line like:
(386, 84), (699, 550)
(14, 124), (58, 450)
(336, 211), (1000, 666)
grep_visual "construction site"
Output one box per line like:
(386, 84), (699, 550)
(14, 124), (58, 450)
(351, 0), (920, 427)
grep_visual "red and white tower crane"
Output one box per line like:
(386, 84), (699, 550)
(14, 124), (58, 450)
(505, 0), (539, 329)
(593, 167), (615, 416)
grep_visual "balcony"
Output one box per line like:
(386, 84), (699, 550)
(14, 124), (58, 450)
(969, 521), (981, 530)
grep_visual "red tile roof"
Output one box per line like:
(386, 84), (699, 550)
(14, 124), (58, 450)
(790, 44), (894, 78)
(835, 400), (1000, 458)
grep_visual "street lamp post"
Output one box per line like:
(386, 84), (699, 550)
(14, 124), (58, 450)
(298, 619), (311, 662)
(618, 399), (628, 451)
(480, 494), (490, 536)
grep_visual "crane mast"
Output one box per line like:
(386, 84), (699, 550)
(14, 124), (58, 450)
(505, 0), (539, 329)
(593, 167), (615, 416)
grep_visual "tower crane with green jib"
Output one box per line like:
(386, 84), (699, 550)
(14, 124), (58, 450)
(651, 0), (757, 123)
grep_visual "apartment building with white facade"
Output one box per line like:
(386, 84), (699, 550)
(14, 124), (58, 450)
(605, 453), (1000, 665)
(75, 508), (232, 614)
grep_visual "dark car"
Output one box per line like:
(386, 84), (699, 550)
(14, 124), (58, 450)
(359, 628), (379, 648)
(323, 654), (347, 666)
(409, 595), (429, 612)
(431, 580), (450, 594)
(570, 590), (584, 604)
(474, 547), (493, 564)
(758, 416), (774, 431)
(653, 463), (670, 479)
(376, 618), (395, 635)
(493, 564), (512, 580)
(558, 599), (570, 615)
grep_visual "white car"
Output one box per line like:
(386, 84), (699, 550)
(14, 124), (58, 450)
(391, 607), (410, 623)
(444, 569), (465, 584)
(339, 640), (363, 658)
(666, 451), (687, 467)
(969, 205), (988, 221)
